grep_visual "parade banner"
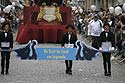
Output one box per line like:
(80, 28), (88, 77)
(36, 48), (77, 60)
(14, 40), (99, 60)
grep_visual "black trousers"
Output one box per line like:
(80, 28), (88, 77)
(91, 36), (100, 49)
(102, 52), (111, 73)
(65, 60), (72, 71)
(1, 51), (11, 73)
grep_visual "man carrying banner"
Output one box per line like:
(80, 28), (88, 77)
(0, 23), (13, 75)
(99, 22), (115, 76)
(61, 24), (77, 75)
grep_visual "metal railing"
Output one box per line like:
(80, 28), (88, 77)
(0, 0), (6, 7)
(0, 4), (5, 8)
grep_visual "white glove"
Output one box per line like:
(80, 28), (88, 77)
(111, 47), (115, 51)
(61, 46), (64, 48)
(99, 47), (103, 50)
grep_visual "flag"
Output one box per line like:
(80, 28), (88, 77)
(14, 45), (30, 59)
(75, 40), (99, 60)
(14, 40), (38, 60)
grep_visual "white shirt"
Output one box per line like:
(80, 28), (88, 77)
(5, 33), (7, 38)
(88, 20), (103, 36)
(68, 33), (71, 42)
(67, 32), (71, 44)
(106, 32), (108, 37)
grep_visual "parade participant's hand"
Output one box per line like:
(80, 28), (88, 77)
(99, 47), (103, 51)
(9, 48), (12, 52)
(111, 47), (115, 51)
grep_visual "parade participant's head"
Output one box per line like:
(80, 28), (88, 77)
(2, 23), (10, 32)
(103, 22), (110, 32)
(93, 14), (98, 21)
(66, 24), (75, 33)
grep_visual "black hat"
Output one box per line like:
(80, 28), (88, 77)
(93, 13), (99, 18)
(65, 24), (75, 29)
(103, 22), (110, 28)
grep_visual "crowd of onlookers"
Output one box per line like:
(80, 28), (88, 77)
(0, 6), (23, 33)
(72, 5), (125, 62)
(0, 1), (125, 62)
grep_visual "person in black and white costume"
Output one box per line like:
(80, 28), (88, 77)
(99, 22), (115, 76)
(0, 23), (13, 75)
(61, 24), (77, 75)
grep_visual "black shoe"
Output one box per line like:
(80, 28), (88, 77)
(66, 70), (69, 74)
(6, 71), (9, 75)
(67, 70), (72, 75)
(68, 71), (72, 75)
(107, 72), (111, 76)
(1, 71), (4, 75)
(104, 72), (108, 76)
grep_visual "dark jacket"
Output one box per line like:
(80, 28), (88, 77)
(99, 31), (115, 47)
(0, 31), (13, 49)
(61, 32), (77, 47)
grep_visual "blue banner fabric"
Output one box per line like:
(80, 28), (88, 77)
(14, 40), (100, 60)
(36, 48), (77, 60)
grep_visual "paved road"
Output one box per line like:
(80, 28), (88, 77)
(0, 34), (125, 83)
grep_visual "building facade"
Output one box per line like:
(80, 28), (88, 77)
(0, 0), (12, 7)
